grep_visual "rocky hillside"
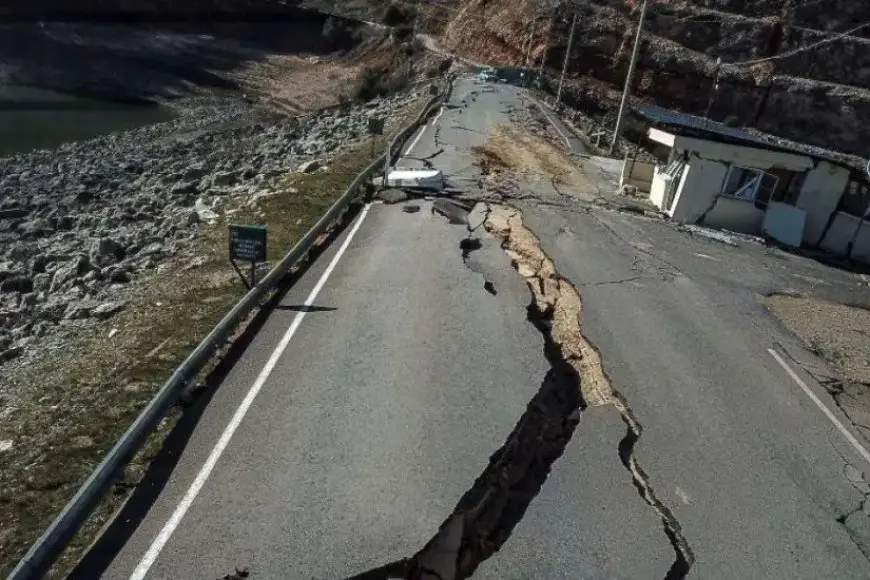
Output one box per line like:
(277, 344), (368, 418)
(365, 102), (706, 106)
(0, 88), (421, 370)
(429, 0), (870, 159)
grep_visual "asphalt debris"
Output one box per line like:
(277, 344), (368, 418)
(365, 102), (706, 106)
(431, 199), (470, 225)
(376, 189), (410, 204)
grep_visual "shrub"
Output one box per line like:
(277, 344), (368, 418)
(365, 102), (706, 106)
(382, 3), (410, 26)
(352, 67), (389, 101)
(392, 23), (414, 43)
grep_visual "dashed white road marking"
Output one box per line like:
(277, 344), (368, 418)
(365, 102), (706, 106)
(768, 348), (870, 468)
(130, 204), (373, 580)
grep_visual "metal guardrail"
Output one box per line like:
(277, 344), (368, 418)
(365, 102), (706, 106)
(7, 79), (452, 580)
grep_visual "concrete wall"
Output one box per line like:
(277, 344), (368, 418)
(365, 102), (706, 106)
(620, 158), (655, 193)
(796, 160), (851, 245)
(762, 202), (807, 247)
(649, 166), (670, 210)
(820, 212), (870, 264)
(669, 155), (728, 223)
(702, 196), (766, 235)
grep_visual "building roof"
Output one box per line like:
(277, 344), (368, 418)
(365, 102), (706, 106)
(634, 103), (866, 173)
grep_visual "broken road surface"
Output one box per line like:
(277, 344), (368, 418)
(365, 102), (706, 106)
(83, 76), (870, 580)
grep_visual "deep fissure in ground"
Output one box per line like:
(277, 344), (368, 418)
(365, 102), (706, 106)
(350, 201), (693, 579)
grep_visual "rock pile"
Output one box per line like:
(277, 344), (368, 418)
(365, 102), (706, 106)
(0, 90), (420, 368)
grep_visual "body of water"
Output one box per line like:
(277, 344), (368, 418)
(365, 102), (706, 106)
(0, 86), (173, 157)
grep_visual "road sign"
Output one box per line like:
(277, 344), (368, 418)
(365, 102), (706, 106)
(229, 224), (267, 288)
(368, 117), (385, 136)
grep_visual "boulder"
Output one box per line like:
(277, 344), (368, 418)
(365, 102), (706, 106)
(212, 171), (237, 187)
(0, 276), (33, 294)
(108, 268), (131, 283)
(37, 296), (67, 322)
(32, 273), (50, 292)
(0, 346), (21, 364)
(195, 198), (219, 223)
(49, 256), (89, 293)
(92, 301), (125, 320)
(184, 166), (209, 181)
(90, 237), (124, 268)
(297, 159), (322, 173)
(0, 207), (28, 220)
(171, 180), (198, 195)
(63, 302), (92, 320)
(139, 242), (165, 257)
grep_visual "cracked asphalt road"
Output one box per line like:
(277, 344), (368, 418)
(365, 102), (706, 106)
(89, 76), (870, 579)
(401, 77), (870, 577)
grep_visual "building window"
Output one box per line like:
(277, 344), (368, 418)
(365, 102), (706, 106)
(721, 165), (779, 209)
(840, 179), (870, 219)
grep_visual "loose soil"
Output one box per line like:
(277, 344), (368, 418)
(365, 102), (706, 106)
(765, 294), (870, 387)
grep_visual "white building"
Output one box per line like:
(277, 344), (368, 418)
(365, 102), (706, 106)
(626, 105), (870, 263)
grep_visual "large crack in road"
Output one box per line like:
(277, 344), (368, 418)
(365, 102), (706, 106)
(348, 201), (692, 579)
(482, 205), (694, 580)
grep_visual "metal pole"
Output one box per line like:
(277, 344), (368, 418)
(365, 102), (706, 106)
(705, 57), (722, 127)
(555, 12), (577, 108)
(384, 140), (391, 187)
(610, 0), (648, 154)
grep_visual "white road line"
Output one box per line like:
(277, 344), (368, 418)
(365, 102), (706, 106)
(404, 106), (443, 157)
(768, 348), (870, 467)
(130, 204), (373, 580)
(431, 105), (445, 126)
(404, 125), (427, 157)
(535, 101), (572, 151)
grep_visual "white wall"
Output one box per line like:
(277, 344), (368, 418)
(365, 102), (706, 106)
(669, 155), (728, 223)
(796, 161), (851, 245)
(820, 212), (870, 264)
(620, 158), (655, 193)
(703, 196), (765, 234)
(762, 202), (806, 247)
(649, 166), (670, 210)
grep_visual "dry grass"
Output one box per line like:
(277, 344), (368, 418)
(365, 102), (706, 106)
(235, 55), (363, 114)
(0, 98), (424, 579)
(765, 294), (870, 387)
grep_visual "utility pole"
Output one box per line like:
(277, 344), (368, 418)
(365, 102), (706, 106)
(538, 14), (551, 79)
(556, 11), (577, 108)
(523, 17), (538, 67)
(610, 0), (648, 154)
(412, 0), (421, 34)
(704, 57), (722, 128)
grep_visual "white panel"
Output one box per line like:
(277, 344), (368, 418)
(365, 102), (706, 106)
(762, 202), (807, 247)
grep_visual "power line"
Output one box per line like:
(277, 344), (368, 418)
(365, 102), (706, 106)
(650, 0), (858, 25)
(723, 21), (870, 67)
